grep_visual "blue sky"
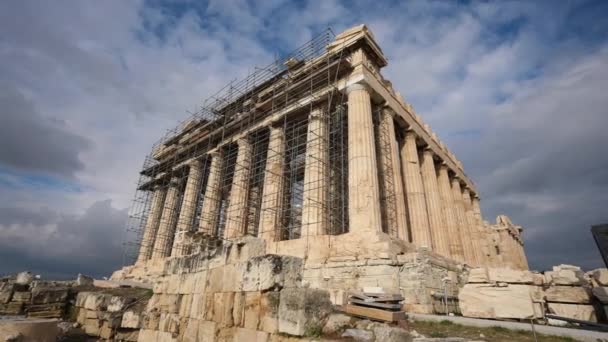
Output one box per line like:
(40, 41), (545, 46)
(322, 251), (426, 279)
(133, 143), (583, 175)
(1, 0), (607, 278)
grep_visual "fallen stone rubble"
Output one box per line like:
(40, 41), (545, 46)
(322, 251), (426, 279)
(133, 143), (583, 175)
(459, 264), (608, 324)
(0, 271), (72, 318)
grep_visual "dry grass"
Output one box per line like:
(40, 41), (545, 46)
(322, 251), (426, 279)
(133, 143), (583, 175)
(411, 320), (579, 342)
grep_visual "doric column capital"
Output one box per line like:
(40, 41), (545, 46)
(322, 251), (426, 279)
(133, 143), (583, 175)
(346, 82), (371, 95)
(404, 129), (418, 141)
(236, 136), (251, 147)
(438, 162), (449, 172)
(168, 176), (181, 187)
(187, 158), (202, 168)
(422, 147), (435, 157)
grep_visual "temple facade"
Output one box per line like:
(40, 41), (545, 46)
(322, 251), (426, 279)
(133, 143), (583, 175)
(117, 27), (529, 312)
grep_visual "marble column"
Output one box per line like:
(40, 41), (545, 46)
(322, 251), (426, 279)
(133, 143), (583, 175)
(198, 151), (224, 236)
(420, 149), (450, 256)
(451, 178), (477, 264)
(136, 186), (167, 263)
(347, 83), (382, 234)
(258, 126), (286, 242)
(301, 107), (329, 237)
(151, 177), (181, 259)
(401, 131), (432, 249)
(224, 137), (253, 239)
(471, 196), (489, 266)
(383, 108), (409, 240)
(171, 159), (203, 257)
(437, 165), (464, 261)
(462, 188), (483, 265)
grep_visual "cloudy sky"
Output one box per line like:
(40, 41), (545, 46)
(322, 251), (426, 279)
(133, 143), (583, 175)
(1, 0), (607, 279)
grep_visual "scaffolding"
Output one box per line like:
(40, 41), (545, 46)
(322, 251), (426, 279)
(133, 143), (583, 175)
(125, 29), (364, 264)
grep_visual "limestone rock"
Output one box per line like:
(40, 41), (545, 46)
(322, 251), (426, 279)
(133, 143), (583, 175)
(15, 271), (34, 285)
(590, 269), (608, 286)
(372, 326), (413, 342)
(0, 284), (14, 304)
(544, 286), (591, 304)
(322, 312), (353, 335)
(31, 287), (69, 305)
(592, 287), (608, 304)
(243, 255), (303, 292)
(108, 295), (135, 312)
(547, 303), (596, 322)
(84, 292), (111, 311)
(487, 268), (533, 284)
(122, 310), (142, 328)
(467, 268), (488, 283)
(11, 291), (31, 302)
(544, 268), (587, 286)
(458, 284), (542, 319)
(342, 328), (374, 342)
(278, 288), (332, 336)
(76, 274), (94, 286)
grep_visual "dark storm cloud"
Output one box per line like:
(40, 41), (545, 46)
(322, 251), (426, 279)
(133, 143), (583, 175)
(0, 200), (127, 279)
(0, 86), (91, 177)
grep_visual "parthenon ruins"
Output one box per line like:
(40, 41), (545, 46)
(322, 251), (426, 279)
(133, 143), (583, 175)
(117, 25), (529, 313)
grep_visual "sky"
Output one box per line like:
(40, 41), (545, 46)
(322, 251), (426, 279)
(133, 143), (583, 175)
(1, 0), (607, 279)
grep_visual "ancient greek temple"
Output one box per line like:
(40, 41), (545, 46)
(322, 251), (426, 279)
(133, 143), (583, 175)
(125, 25), (528, 279)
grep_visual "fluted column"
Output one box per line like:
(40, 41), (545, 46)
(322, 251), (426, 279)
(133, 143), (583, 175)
(347, 83), (382, 234)
(151, 177), (181, 259)
(382, 108), (409, 240)
(420, 149), (449, 256)
(451, 178), (476, 264)
(462, 188), (483, 266)
(137, 186), (167, 263)
(224, 137), (253, 239)
(198, 151), (224, 236)
(401, 131), (432, 249)
(171, 159), (203, 257)
(437, 165), (464, 261)
(301, 107), (329, 237)
(258, 126), (286, 242)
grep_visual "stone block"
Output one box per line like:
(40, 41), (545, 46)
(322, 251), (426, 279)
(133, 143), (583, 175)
(342, 328), (374, 342)
(142, 310), (161, 330)
(467, 268), (489, 283)
(84, 318), (101, 336)
(76, 273), (94, 286)
(233, 292), (245, 327)
(31, 287), (68, 304)
(545, 269), (587, 286)
(591, 269), (608, 286)
(278, 288), (332, 336)
(180, 274), (197, 294)
(201, 293), (215, 321)
(198, 320), (218, 342)
(158, 312), (180, 334)
(76, 307), (87, 324)
(259, 291), (280, 333)
(100, 311), (123, 328)
(11, 291), (31, 302)
(0, 287), (13, 304)
(121, 310), (142, 329)
(206, 267), (225, 293)
(190, 294), (203, 319)
(193, 271), (207, 294)
(458, 284), (543, 319)
(322, 313), (353, 335)
(234, 327), (269, 342)
(0, 302), (23, 315)
(115, 329), (139, 341)
(243, 255), (303, 291)
(157, 331), (178, 342)
(148, 294), (180, 313)
(137, 329), (159, 342)
(179, 294), (193, 317)
(547, 303), (597, 322)
(213, 292), (235, 327)
(99, 321), (114, 339)
(181, 318), (200, 342)
(166, 274), (181, 294)
(108, 295), (135, 312)
(544, 286), (591, 304)
(85, 309), (98, 319)
(16, 271), (34, 285)
(84, 292), (111, 311)
(592, 287), (608, 304)
(487, 268), (533, 284)
(75, 291), (90, 307)
(243, 292), (261, 329)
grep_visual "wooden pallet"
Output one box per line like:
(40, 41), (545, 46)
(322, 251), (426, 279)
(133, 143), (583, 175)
(345, 290), (406, 322)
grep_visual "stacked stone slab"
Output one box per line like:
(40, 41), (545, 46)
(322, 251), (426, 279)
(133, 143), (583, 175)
(74, 291), (148, 341)
(0, 273), (71, 318)
(459, 265), (603, 323)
